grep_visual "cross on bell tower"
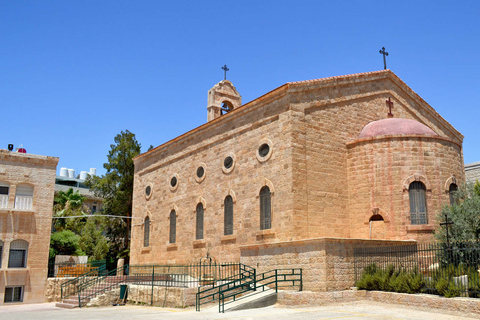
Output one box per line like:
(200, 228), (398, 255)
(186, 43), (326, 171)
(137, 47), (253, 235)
(221, 64), (229, 80)
(379, 47), (389, 70)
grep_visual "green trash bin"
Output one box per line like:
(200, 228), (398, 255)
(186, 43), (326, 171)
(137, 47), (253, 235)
(119, 285), (128, 300)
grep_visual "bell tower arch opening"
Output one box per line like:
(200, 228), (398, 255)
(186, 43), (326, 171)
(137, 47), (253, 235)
(207, 80), (242, 122)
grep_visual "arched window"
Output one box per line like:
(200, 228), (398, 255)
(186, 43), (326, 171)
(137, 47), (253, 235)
(144, 217), (150, 247)
(409, 181), (428, 225)
(0, 182), (9, 209)
(260, 186), (272, 230)
(224, 196), (234, 235)
(169, 210), (176, 244)
(15, 184), (33, 210)
(8, 240), (28, 268)
(196, 203), (204, 240)
(449, 183), (458, 206)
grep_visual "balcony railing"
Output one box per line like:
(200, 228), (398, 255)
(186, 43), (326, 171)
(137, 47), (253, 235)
(0, 195), (8, 209)
(15, 196), (33, 210)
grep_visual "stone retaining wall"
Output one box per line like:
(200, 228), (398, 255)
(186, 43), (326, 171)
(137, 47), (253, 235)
(127, 284), (196, 308)
(278, 290), (480, 318)
(45, 277), (74, 302)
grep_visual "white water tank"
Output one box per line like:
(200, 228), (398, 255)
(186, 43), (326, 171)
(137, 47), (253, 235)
(60, 167), (68, 177)
(68, 169), (75, 178)
(80, 171), (88, 180)
(89, 168), (96, 176)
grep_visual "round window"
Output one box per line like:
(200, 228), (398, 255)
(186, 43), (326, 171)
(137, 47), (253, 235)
(224, 156), (234, 169)
(145, 186), (151, 196)
(258, 144), (270, 157)
(196, 166), (205, 178)
(170, 176), (177, 188)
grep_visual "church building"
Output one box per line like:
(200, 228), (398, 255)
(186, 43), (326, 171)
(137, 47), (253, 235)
(130, 70), (464, 290)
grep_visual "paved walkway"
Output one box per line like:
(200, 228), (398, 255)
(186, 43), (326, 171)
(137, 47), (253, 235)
(0, 301), (477, 320)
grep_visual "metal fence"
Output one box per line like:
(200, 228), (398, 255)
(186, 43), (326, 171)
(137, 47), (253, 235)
(129, 262), (244, 288)
(354, 241), (480, 297)
(48, 260), (106, 278)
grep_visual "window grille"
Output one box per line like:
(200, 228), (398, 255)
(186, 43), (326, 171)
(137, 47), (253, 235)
(260, 186), (272, 230)
(196, 203), (204, 240)
(224, 196), (234, 235)
(169, 210), (176, 244)
(409, 181), (428, 225)
(4, 286), (23, 303)
(449, 183), (458, 206)
(144, 216), (150, 247)
(8, 239), (28, 268)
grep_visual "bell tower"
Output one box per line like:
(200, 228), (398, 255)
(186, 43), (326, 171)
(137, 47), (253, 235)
(207, 80), (242, 122)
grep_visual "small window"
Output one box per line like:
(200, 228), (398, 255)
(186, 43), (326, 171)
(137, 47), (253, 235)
(4, 286), (23, 303)
(170, 176), (177, 188)
(449, 183), (458, 206)
(224, 156), (233, 169)
(196, 203), (204, 240)
(169, 210), (176, 244)
(224, 196), (234, 235)
(145, 186), (151, 197)
(0, 183), (8, 209)
(0, 240), (3, 268)
(144, 217), (150, 247)
(258, 144), (270, 157)
(409, 181), (428, 225)
(8, 240), (28, 268)
(196, 166), (205, 179)
(15, 184), (33, 210)
(260, 186), (272, 230)
(92, 205), (97, 213)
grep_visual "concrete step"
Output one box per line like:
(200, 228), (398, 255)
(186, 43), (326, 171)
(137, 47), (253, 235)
(223, 288), (277, 312)
(55, 302), (76, 309)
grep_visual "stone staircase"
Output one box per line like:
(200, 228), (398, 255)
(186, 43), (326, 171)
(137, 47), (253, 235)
(56, 276), (127, 309)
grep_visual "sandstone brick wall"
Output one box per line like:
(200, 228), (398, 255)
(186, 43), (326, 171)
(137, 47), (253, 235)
(127, 284), (196, 307)
(239, 238), (416, 292)
(131, 70), (464, 266)
(0, 150), (58, 304)
(465, 162), (480, 184)
(347, 136), (463, 242)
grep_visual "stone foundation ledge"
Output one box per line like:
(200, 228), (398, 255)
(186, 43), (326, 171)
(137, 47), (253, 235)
(277, 290), (480, 317)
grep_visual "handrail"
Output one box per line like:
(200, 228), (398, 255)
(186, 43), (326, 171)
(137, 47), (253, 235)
(61, 265), (107, 299)
(218, 268), (302, 313)
(77, 265), (129, 307)
(196, 263), (255, 311)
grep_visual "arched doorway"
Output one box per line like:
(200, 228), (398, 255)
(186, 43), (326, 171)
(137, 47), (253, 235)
(369, 214), (385, 239)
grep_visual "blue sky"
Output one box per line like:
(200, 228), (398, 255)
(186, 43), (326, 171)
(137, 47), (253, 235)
(1, 1), (479, 176)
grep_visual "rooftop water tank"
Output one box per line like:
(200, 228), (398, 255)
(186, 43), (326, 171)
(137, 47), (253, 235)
(79, 171), (88, 180)
(68, 169), (75, 178)
(60, 167), (68, 177)
(89, 168), (96, 176)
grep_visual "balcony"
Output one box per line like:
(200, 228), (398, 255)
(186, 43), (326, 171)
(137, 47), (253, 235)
(0, 194), (8, 209)
(14, 196), (33, 210)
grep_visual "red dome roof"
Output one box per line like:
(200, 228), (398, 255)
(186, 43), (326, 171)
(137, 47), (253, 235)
(359, 118), (437, 139)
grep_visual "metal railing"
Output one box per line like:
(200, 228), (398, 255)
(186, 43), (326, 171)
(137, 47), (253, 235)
(14, 196), (32, 210)
(77, 265), (129, 307)
(196, 263), (255, 311)
(0, 195), (8, 209)
(218, 268), (302, 313)
(61, 264), (107, 299)
(129, 262), (244, 288)
(354, 241), (480, 297)
(49, 260), (106, 278)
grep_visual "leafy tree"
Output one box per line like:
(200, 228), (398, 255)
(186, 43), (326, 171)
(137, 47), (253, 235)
(49, 230), (84, 259)
(435, 181), (480, 242)
(51, 187), (110, 261)
(85, 130), (141, 266)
